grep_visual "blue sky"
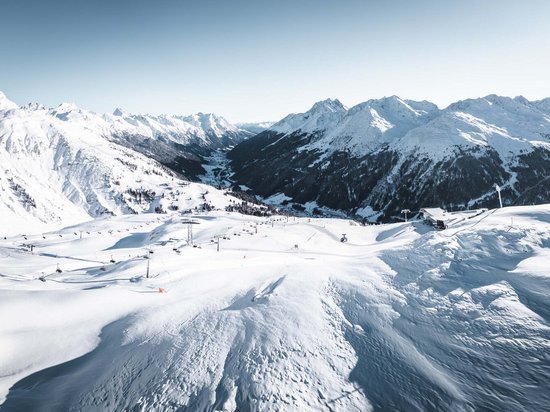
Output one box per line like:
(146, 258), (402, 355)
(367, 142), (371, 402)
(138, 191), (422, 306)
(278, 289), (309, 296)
(1, 0), (549, 122)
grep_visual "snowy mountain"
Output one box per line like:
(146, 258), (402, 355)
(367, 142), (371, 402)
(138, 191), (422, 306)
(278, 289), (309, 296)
(0, 93), (253, 235)
(1, 204), (549, 410)
(235, 121), (275, 135)
(104, 109), (253, 178)
(0, 91), (19, 110)
(1, 90), (549, 411)
(229, 95), (550, 220)
(2, 91), (252, 180)
(107, 109), (251, 148)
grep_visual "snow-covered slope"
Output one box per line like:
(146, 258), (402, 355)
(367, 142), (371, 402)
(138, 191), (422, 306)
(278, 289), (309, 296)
(106, 110), (251, 148)
(0, 92), (19, 111)
(1, 204), (548, 411)
(229, 95), (550, 220)
(271, 98), (348, 136)
(269, 96), (439, 155)
(397, 95), (550, 158)
(0, 94), (252, 236)
(1, 91), (252, 184)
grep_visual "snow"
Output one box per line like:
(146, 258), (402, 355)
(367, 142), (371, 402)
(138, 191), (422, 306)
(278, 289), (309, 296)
(270, 98), (347, 135)
(0, 92), (18, 111)
(267, 94), (550, 161)
(0, 91), (253, 235)
(1, 204), (549, 410)
(264, 192), (293, 205)
(1, 90), (550, 410)
(235, 121), (275, 134)
(355, 205), (382, 221)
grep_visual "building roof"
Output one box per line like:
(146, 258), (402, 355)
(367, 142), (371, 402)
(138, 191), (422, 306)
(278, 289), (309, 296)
(420, 207), (448, 222)
(421, 207), (489, 227)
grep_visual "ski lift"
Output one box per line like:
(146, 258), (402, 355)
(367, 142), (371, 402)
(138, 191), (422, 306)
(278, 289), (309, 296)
(109, 255), (116, 264)
(340, 234), (348, 243)
(56, 264), (62, 273)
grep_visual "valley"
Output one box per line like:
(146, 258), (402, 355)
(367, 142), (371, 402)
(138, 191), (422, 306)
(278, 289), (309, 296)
(1, 91), (550, 411)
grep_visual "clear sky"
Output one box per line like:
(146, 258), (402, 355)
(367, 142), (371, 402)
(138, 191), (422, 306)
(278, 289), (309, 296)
(1, 0), (549, 122)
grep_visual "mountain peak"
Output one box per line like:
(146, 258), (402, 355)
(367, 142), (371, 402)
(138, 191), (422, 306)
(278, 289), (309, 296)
(113, 107), (128, 117)
(0, 91), (18, 110)
(22, 102), (47, 111)
(309, 98), (346, 113)
(54, 102), (79, 112)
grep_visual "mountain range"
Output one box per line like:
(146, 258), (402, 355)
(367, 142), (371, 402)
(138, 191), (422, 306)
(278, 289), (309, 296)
(1, 91), (550, 411)
(0, 92), (254, 234)
(228, 94), (550, 220)
(2, 90), (550, 230)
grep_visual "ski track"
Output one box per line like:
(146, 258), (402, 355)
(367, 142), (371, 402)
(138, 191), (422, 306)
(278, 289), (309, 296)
(0, 206), (549, 411)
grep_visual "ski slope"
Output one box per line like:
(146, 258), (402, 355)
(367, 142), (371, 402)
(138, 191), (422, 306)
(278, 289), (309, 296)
(0, 205), (549, 411)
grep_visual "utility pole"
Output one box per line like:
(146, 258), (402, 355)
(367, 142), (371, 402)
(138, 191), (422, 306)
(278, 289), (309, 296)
(182, 220), (200, 246)
(213, 234), (224, 251)
(494, 184), (503, 208)
(145, 249), (153, 278)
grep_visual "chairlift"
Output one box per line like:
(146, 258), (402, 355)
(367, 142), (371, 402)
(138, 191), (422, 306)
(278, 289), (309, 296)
(340, 234), (348, 243)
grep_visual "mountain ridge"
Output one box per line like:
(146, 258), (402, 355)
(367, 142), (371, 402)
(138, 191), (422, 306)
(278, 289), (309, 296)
(228, 94), (550, 220)
(0, 92), (258, 235)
